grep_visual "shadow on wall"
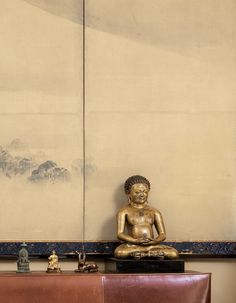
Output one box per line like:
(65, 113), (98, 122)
(23, 0), (228, 54)
(100, 183), (127, 240)
(24, 0), (83, 23)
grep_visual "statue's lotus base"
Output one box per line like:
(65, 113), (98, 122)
(46, 268), (62, 273)
(107, 258), (185, 273)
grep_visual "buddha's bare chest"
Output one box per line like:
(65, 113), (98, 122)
(126, 209), (154, 225)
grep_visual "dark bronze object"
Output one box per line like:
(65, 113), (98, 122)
(16, 242), (30, 273)
(108, 258), (185, 273)
(75, 252), (98, 273)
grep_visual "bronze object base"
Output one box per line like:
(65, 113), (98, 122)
(16, 270), (31, 273)
(108, 258), (185, 273)
(46, 268), (62, 273)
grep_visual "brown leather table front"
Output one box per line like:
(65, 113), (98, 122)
(0, 272), (211, 303)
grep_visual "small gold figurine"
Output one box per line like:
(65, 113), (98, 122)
(75, 251), (98, 273)
(114, 175), (179, 259)
(46, 250), (62, 273)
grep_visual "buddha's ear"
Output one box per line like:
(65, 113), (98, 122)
(127, 195), (131, 203)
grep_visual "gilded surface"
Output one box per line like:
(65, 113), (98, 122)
(46, 250), (61, 273)
(115, 176), (178, 259)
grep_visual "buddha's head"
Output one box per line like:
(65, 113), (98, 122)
(124, 175), (150, 205)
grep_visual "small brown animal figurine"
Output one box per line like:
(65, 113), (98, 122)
(74, 251), (98, 273)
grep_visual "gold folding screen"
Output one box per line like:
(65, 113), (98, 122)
(0, 0), (235, 241)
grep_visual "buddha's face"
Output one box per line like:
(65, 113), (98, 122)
(129, 183), (149, 204)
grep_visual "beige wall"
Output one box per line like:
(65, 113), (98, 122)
(0, 1), (235, 302)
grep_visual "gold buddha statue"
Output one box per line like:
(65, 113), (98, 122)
(46, 250), (62, 273)
(114, 175), (179, 259)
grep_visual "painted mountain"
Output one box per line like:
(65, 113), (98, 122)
(28, 160), (71, 183)
(0, 140), (71, 183)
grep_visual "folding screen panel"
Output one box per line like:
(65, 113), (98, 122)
(84, 0), (236, 241)
(0, 0), (84, 240)
(0, 0), (235, 243)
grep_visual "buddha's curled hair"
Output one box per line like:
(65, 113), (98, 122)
(124, 175), (150, 194)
